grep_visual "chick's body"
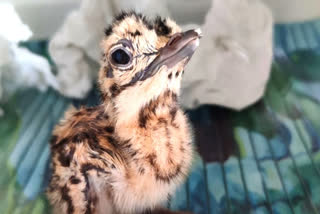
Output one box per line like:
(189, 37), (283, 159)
(47, 12), (200, 214)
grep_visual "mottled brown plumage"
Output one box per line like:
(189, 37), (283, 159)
(47, 11), (200, 214)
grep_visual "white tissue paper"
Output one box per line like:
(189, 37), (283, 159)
(181, 0), (273, 110)
(49, 0), (273, 110)
(0, 3), (59, 114)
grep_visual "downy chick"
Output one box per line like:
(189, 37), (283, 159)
(47, 11), (201, 214)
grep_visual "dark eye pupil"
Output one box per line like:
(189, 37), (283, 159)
(112, 49), (130, 65)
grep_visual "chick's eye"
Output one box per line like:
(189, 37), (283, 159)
(111, 48), (132, 65)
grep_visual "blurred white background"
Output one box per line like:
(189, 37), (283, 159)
(7, 0), (320, 40)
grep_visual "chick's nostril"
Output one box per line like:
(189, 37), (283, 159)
(168, 33), (183, 47)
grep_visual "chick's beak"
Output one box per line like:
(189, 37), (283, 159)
(139, 29), (201, 81)
(157, 29), (202, 68)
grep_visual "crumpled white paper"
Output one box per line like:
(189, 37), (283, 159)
(0, 3), (59, 115)
(181, 0), (273, 110)
(49, 0), (273, 110)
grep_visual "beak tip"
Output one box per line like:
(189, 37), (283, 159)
(194, 28), (203, 38)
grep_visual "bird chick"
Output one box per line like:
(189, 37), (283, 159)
(47, 11), (201, 214)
